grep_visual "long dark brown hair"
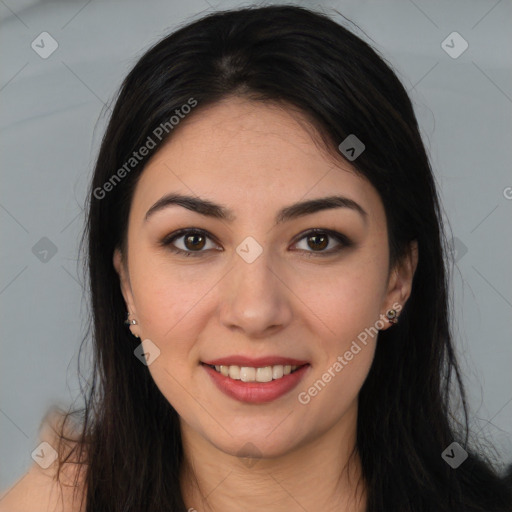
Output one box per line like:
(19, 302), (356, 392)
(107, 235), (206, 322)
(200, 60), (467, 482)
(48, 5), (512, 511)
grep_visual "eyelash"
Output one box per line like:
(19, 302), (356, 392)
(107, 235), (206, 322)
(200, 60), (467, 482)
(159, 228), (353, 258)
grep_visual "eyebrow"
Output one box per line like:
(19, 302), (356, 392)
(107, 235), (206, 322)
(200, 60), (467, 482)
(144, 192), (368, 225)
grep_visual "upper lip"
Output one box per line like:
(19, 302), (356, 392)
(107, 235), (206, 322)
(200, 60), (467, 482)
(202, 356), (309, 367)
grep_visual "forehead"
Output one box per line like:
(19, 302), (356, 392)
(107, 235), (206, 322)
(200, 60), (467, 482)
(131, 97), (385, 225)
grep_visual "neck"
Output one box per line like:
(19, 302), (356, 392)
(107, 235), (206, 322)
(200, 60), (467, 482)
(179, 402), (367, 512)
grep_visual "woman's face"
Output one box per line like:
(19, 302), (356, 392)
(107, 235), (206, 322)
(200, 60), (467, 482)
(114, 97), (416, 459)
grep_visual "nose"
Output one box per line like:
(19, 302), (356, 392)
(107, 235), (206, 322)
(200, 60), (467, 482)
(217, 248), (293, 339)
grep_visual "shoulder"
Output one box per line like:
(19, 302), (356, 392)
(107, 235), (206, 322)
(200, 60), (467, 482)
(0, 409), (88, 512)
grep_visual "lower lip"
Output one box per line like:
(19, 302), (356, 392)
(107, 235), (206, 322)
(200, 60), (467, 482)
(202, 363), (310, 404)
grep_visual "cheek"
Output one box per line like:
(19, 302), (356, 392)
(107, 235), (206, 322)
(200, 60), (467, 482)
(293, 255), (388, 348)
(130, 255), (218, 343)
(128, 259), (211, 412)
(294, 262), (383, 416)
(289, 251), (387, 411)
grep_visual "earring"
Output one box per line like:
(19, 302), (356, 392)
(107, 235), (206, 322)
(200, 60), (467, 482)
(124, 312), (138, 325)
(124, 312), (140, 339)
(386, 308), (399, 324)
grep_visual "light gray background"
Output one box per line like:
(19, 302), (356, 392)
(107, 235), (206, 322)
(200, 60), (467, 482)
(1, 0), (511, 494)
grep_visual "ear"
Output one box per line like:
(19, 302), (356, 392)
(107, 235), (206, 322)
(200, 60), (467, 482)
(380, 240), (418, 330)
(113, 248), (140, 337)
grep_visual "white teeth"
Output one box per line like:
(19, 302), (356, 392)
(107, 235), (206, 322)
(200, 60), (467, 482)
(228, 365), (240, 380)
(240, 366), (256, 382)
(210, 364), (303, 382)
(256, 366), (273, 382)
(272, 365), (284, 379)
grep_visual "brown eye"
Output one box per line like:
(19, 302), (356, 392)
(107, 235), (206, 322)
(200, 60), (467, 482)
(184, 233), (206, 251)
(162, 227), (352, 258)
(306, 233), (329, 251)
(161, 229), (220, 257)
(293, 229), (352, 256)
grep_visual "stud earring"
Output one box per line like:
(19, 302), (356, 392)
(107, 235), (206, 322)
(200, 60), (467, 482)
(386, 308), (399, 324)
(124, 312), (138, 325)
(124, 312), (140, 339)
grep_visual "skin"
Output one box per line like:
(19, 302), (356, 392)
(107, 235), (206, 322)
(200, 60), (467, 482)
(113, 96), (418, 512)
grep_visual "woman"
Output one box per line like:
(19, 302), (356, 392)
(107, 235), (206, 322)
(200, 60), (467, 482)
(2, 4), (510, 512)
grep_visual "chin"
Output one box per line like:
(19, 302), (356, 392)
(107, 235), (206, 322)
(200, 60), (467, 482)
(206, 420), (312, 460)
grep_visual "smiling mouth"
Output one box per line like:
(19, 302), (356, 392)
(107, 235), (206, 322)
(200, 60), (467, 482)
(202, 363), (308, 383)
